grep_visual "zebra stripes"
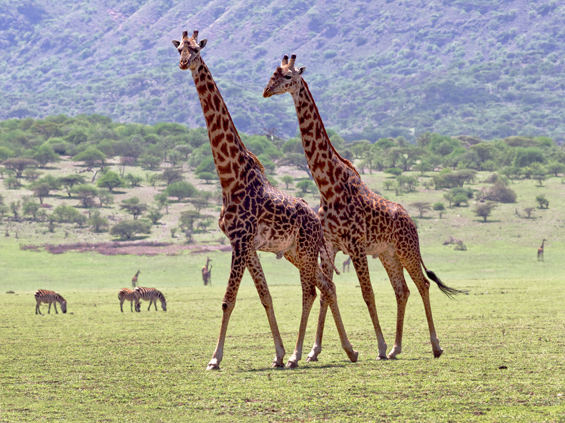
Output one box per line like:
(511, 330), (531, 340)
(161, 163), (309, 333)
(118, 288), (141, 312)
(35, 289), (67, 315)
(134, 287), (167, 311)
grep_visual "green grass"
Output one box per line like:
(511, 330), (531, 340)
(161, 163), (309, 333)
(1, 237), (565, 422)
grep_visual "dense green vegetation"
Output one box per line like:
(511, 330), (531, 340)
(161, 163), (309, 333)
(2, 0), (565, 141)
(1, 115), (564, 246)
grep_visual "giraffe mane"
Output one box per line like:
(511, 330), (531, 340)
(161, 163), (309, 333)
(301, 79), (360, 179)
(229, 127), (266, 174)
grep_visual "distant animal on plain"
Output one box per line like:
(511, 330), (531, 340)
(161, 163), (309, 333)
(132, 270), (140, 288)
(35, 289), (67, 315)
(342, 257), (351, 273)
(202, 257), (212, 286)
(537, 239), (547, 262)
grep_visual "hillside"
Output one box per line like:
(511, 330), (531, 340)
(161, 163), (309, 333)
(2, 0), (565, 141)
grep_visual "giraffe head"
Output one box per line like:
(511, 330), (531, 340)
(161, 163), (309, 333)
(262, 54), (306, 98)
(172, 30), (208, 70)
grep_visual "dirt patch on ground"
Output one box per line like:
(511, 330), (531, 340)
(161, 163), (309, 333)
(20, 241), (231, 256)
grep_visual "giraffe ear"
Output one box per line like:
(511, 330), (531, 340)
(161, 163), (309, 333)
(199, 39), (207, 49)
(172, 40), (180, 48)
(298, 66), (306, 75)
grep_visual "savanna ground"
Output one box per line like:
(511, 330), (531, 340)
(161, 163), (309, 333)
(1, 164), (565, 421)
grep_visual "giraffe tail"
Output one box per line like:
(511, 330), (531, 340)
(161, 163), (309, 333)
(422, 262), (467, 299)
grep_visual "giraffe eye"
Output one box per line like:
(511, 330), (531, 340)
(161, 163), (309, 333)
(284, 75), (292, 80)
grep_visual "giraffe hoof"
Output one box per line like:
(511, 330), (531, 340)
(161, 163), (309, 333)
(348, 350), (359, 363)
(433, 349), (444, 358)
(271, 360), (285, 368)
(206, 360), (220, 370)
(387, 354), (398, 360)
(285, 361), (299, 368)
(376, 355), (388, 361)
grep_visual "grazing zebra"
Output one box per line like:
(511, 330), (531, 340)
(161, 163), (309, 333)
(134, 287), (167, 311)
(35, 289), (67, 315)
(118, 288), (141, 313)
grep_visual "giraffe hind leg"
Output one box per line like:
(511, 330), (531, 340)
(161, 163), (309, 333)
(306, 248), (336, 362)
(283, 249), (319, 368)
(378, 252), (410, 359)
(402, 258), (443, 358)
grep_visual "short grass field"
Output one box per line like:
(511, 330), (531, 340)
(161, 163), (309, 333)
(1, 236), (564, 422)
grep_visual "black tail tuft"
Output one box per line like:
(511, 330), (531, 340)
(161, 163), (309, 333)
(426, 270), (467, 300)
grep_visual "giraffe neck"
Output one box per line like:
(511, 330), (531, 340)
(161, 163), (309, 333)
(190, 59), (259, 192)
(291, 79), (358, 201)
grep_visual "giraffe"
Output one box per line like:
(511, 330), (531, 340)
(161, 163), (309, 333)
(132, 270), (140, 288)
(537, 239), (547, 261)
(202, 257), (213, 286)
(263, 54), (465, 361)
(172, 30), (358, 370)
(342, 256), (351, 273)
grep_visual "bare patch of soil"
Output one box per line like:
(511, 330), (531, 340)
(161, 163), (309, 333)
(20, 241), (231, 256)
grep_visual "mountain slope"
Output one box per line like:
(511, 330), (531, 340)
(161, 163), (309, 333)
(1, 0), (565, 142)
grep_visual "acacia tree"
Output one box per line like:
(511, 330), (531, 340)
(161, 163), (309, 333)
(22, 197), (40, 220)
(87, 210), (109, 232)
(110, 220), (151, 239)
(73, 147), (106, 167)
(119, 197), (148, 220)
(474, 202), (497, 222)
(165, 180), (198, 201)
(59, 174), (86, 197)
(411, 202), (431, 218)
(97, 171), (125, 192)
(281, 175), (294, 189)
(33, 143), (59, 167)
(1, 158), (39, 178)
(159, 168), (184, 186)
(72, 184), (99, 207)
(536, 194), (549, 209)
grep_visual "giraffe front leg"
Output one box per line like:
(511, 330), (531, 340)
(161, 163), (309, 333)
(247, 251), (286, 368)
(207, 247), (249, 370)
(352, 253), (388, 360)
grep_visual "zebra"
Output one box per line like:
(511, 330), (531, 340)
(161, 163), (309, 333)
(134, 287), (167, 311)
(35, 289), (67, 315)
(118, 288), (141, 313)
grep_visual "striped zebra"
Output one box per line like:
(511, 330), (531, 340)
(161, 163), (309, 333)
(35, 289), (67, 315)
(134, 287), (167, 311)
(118, 288), (141, 313)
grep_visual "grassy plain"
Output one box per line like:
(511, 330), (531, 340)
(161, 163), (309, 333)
(1, 167), (565, 421)
(1, 237), (565, 422)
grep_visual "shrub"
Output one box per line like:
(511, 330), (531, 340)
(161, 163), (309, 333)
(110, 220), (151, 239)
(486, 181), (517, 203)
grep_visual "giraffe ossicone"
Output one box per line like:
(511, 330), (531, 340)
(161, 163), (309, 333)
(173, 30), (358, 370)
(264, 54), (466, 361)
